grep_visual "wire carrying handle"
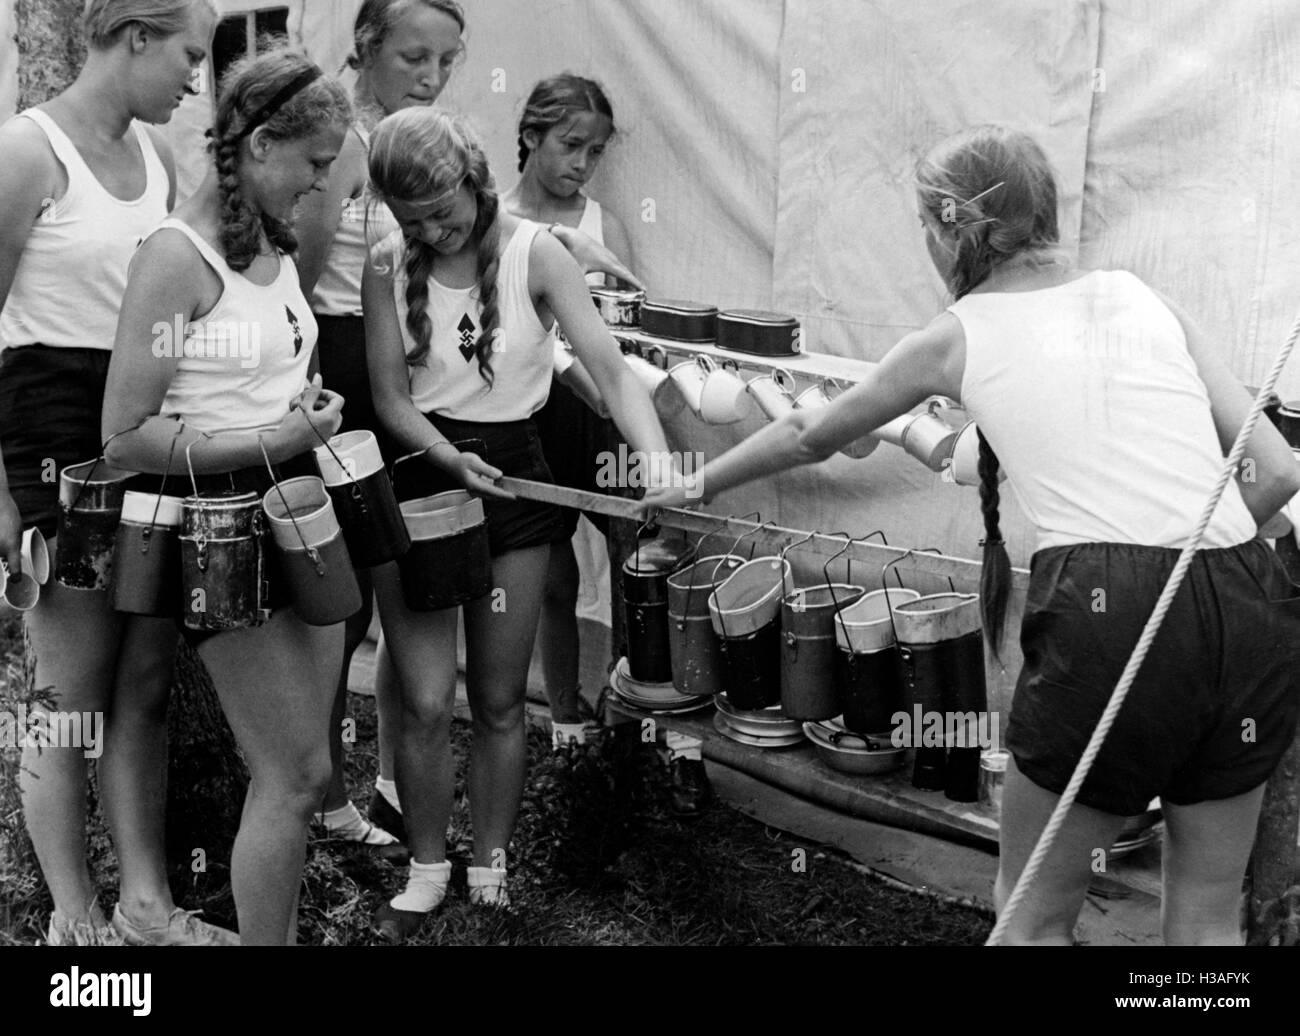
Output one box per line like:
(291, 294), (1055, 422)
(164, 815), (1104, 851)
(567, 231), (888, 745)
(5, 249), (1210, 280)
(66, 426), (138, 515)
(880, 548), (952, 648)
(778, 530), (816, 603)
(140, 421), (186, 552)
(258, 434), (324, 576)
(712, 520), (776, 644)
(823, 530), (888, 640)
(678, 512), (758, 625)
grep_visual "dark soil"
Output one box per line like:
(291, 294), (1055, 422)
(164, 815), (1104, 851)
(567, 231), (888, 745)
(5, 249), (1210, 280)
(0, 615), (992, 946)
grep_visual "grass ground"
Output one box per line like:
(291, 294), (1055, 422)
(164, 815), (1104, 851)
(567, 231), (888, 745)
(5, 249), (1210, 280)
(0, 615), (992, 946)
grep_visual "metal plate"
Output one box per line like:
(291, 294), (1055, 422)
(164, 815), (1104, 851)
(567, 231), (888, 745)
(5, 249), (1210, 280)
(713, 696), (803, 737)
(612, 689), (714, 716)
(713, 711), (805, 748)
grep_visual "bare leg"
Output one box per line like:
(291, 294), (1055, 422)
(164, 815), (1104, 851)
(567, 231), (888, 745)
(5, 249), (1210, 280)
(375, 633), (398, 784)
(20, 566), (121, 924)
(992, 756), (1130, 944)
(1161, 784), (1266, 945)
(464, 545), (550, 868)
(322, 570), (373, 812)
(99, 614), (180, 924)
(372, 563), (456, 864)
(198, 611), (341, 945)
(536, 538), (582, 723)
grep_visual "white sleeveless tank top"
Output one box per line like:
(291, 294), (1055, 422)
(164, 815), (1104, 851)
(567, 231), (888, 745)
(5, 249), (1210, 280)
(311, 126), (399, 317)
(0, 109), (169, 350)
(153, 218), (316, 436)
(952, 269), (1256, 552)
(382, 219), (554, 421)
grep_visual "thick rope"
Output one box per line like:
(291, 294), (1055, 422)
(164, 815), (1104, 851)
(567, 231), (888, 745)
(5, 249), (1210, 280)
(988, 311), (1300, 945)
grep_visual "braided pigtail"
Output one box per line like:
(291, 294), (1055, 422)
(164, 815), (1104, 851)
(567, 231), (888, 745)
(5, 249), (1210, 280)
(403, 238), (436, 366)
(213, 131), (263, 272)
(472, 191), (501, 387)
(976, 429), (1011, 660)
(210, 48), (351, 271)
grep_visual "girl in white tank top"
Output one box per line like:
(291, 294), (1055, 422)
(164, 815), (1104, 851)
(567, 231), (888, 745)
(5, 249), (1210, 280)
(291, 0), (468, 854)
(501, 75), (640, 751)
(0, 0), (226, 949)
(102, 49), (354, 946)
(361, 108), (672, 935)
(644, 126), (1300, 948)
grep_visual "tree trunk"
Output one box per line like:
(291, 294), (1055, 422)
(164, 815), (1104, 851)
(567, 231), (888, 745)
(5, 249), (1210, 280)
(15, 0), (85, 112)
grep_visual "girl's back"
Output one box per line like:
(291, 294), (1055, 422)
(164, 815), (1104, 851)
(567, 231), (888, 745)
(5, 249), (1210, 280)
(952, 269), (1257, 551)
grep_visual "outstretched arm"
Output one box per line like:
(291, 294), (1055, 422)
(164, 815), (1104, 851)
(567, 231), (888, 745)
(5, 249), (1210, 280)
(534, 233), (668, 476)
(644, 313), (964, 508)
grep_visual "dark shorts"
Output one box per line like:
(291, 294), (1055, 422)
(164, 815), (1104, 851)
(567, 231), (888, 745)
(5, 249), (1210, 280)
(390, 415), (566, 557)
(314, 313), (399, 463)
(132, 453), (320, 649)
(1007, 539), (1300, 816)
(532, 377), (618, 539)
(0, 345), (111, 539)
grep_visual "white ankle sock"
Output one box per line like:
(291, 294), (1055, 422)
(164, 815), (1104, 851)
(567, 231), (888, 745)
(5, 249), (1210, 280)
(552, 722), (586, 749)
(317, 801), (399, 845)
(390, 860), (452, 913)
(375, 776), (401, 812)
(467, 866), (509, 906)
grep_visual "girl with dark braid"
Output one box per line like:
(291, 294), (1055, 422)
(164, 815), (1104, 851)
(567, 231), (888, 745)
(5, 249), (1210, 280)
(103, 48), (352, 944)
(647, 125), (1300, 945)
(362, 107), (672, 939)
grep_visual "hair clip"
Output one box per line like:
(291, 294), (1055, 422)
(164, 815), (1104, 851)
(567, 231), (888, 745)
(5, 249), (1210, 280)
(961, 181), (1006, 208)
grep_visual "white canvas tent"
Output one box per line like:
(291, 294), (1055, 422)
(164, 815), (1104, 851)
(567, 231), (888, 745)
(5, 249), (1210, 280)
(5, 0), (1299, 692)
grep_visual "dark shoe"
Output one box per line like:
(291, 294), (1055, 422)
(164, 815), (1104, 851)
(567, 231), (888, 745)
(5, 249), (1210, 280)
(668, 757), (713, 819)
(372, 900), (433, 944)
(368, 789), (407, 845)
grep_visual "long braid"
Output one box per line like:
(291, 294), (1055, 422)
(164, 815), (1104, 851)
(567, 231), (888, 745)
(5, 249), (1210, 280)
(472, 192), (501, 387)
(976, 428), (1011, 660)
(403, 238), (436, 367)
(214, 133), (263, 272)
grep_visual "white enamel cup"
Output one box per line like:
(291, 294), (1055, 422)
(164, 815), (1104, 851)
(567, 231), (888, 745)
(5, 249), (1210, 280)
(699, 360), (750, 425)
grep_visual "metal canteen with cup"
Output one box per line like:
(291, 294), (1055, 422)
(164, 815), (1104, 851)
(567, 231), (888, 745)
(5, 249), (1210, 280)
(793, 378), (879, 459)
